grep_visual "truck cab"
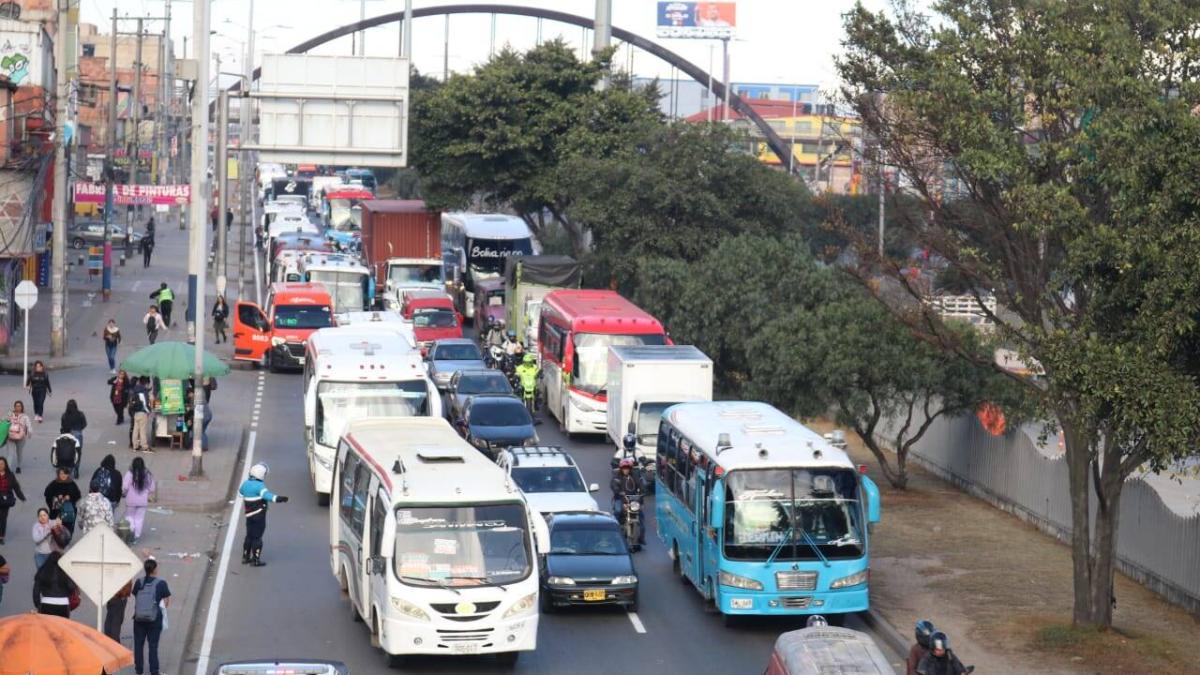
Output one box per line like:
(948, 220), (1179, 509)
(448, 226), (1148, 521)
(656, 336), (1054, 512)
(400, 290), (463, 348)
(234, 282), (334, 371)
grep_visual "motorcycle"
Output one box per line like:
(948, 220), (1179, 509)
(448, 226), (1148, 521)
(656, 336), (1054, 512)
(611, 432), (656, 493)
(618, 493), (645, 552)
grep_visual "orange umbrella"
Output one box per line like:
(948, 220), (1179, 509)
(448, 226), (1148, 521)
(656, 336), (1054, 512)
(0, 611), (133, 675)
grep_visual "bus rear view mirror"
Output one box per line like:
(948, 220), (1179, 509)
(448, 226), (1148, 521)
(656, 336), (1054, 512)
(862, 475), (881, 524)
(708, 496), (724, 530)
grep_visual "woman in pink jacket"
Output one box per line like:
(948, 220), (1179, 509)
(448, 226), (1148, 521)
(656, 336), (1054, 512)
(121, 457), (155, 542)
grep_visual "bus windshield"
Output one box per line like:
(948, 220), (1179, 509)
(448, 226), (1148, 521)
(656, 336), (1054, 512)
(308, 271), (368, 313)
(394, 503), (531, 587)
(316, 381), (430, 446)
(572, 333), (667, 394)
(467, 237), (533, 276)
(274, 304), (332, 329)
(723, 468), (865, 561)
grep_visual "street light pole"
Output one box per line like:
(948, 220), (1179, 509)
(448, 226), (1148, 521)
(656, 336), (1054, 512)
(49, 0), (74, 356)
(216, 90), (229, 298)
(188, 0), (212, 477)
(239, 0), (255, 302)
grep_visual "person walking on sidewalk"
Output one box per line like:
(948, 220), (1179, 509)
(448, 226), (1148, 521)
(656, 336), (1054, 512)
(0, 554), (9, 608)
(6, 401), (30, 473)
(139, 232), (154, 268)
(77, 479), (114, 535)
(102, 319), (122, 373)
(143, 306), (166, 344)
(104, 579), (133, 642)
(25, 360), (50, 423)
(149, 283), (174, 328)
(212, 295), (230, 343)
(91, 454), (122, 510)
(129, 381), (152, 452)
(0, 457), (26, 545)
(132, 557), (171, 675)
(239, 463), (289, 566)
(44, 468), (80, 536)
(32, 551), (76, 618)
(31, 508), (55, 569)
(60, 399), (87, 467)
(50, 432), (81, 481)
(109, 370), (131, 425)
(122, 457), (155, 542)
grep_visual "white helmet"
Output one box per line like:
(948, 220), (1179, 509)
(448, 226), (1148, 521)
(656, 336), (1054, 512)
(249, 463), (269, 480)
(806, 615), (829, 628)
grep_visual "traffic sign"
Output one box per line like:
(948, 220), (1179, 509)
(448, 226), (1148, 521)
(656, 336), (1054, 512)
(14, 279), (37, 309)
(59, 525), (145, 609)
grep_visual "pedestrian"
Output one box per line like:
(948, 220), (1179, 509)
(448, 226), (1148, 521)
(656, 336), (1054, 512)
(50, 432), (81, 481)
(145, 215), (156, 238)
(143, 305), (166, 344)
(132, 557), (171, 675)
(104, 579), (133, 642)
(202, 376), (217, 403)
(225, 207), (234, 231)
(211, 295), (229, 344)
(0, 456), (26, 545)
(122, 457), (155, 542)
(25, 360), (50, 423)
(32, 551), (77, 618)
(31, 508), (54, 569)
(239, 463), (289, 566)
(91, 454), (123, 509)
(43, 467), (80, 536)
(60, 399), (87, 464)
(149, 283), (174, 327)
(102, 318), (122, 373)
(109, 370), (131, 424)
(77, 478), (115, 534)
(6, 400), (30, 473)
(0, 553), (9, 607)
(129, 379), (152, 453)
(139, 233), (154, 268)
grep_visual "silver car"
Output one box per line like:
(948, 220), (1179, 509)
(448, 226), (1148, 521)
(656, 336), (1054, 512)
(425, 338), (487, 390)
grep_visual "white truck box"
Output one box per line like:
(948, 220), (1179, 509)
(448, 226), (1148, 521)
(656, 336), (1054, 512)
(606, 345), (714, 455)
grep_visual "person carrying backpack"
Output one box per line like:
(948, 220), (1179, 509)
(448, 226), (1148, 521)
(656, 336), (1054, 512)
(90, 454), (122, 508)
(143, 306), (166, 344)
(43, 468), (80, 536)
(50, 432), (80, 479)
(132, 557), (171, 675)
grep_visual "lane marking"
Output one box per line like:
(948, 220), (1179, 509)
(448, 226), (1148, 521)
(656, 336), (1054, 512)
(195, 429), (256, 675)
(627, 611), (646, 634)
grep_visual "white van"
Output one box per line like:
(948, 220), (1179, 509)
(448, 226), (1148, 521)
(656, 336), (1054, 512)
(330, 417), (547, 666)
(303, 328), (437, 504)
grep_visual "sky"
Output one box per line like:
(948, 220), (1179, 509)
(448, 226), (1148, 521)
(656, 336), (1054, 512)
(78, 0), (895, 95)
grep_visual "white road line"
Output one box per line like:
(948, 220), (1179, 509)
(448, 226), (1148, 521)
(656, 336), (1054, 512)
(627, 611), (646, 634)
(195, 430), (256, 675)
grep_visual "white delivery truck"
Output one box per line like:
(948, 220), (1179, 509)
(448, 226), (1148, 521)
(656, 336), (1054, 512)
(606, 345), (713, 490)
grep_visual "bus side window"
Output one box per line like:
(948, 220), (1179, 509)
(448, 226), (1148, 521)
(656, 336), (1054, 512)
(351, 463), (371, 534)
(339, 452), (359, 521)
(370, 488), (387, 560)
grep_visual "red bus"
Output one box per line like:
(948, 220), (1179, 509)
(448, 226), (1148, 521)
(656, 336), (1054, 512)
(537, 289), (667, 434)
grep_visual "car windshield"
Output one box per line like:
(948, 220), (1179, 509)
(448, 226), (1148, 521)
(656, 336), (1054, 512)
(466, 237), (534, 275)
(394, 503), (531, 587)
(470, 400), (531, 427)
(413, 309), (457, 328)
(315, 381), (429, 446)
(723, 468), (865, 561)
(434, 343), (482, 361)
(549, 525), (627, 555)
(572, 333), (667, 394)
(273, 304), (332, 329)
(388, 264), (442, 285)
(511, 467), (586, 494)
(635, 402), (673, 444)
(457, 372), (512, 395)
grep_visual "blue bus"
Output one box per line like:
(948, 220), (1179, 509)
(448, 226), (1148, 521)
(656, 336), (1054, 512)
(655, 402), (881, 619)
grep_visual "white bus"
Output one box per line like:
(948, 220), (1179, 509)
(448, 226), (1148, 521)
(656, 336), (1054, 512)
(441, 213), (538, 319)
(303, 328), (437, 505)
(299, 253), (375, 316)
(331, 417), (547, 666)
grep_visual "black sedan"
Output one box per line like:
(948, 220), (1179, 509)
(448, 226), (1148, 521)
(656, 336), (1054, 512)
(456, 394), (536, 457)
(540, 511), (638, 612)
(445, 369), (514, 425)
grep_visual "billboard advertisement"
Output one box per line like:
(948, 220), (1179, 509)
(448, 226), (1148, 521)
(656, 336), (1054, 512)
(74, 182), (192, 206)
(656, 2), (736, 39)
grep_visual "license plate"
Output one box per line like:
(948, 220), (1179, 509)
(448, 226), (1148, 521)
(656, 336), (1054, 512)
(583, 589), (606, 602)
(450, 643), (480, 654)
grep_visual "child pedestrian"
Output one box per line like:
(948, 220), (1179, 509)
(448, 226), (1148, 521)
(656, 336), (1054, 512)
(5, 401), (30, 473)
(122, 457), (155, 542)
(102, 319), (122, 373)
(25, 360), (50, 423)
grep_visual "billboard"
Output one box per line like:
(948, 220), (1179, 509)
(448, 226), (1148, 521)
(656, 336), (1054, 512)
(74, 182), (192, 206)
(656, 2), (736, 39)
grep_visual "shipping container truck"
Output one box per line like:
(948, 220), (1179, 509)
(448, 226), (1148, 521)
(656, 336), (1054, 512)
(606, 345), (714, 489)
(359, 200), (443, 310)
(504, 255), (581, 350)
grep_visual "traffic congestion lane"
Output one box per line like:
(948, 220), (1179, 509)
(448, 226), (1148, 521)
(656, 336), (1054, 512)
(198, 365), (901, 674)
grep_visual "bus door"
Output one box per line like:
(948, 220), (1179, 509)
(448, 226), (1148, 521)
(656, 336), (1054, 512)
(689, 465), (707, 589)
(347, 465), (374, 617)
(367, 485), (390, 623)
(233, 302), (271, 362)
(539, 320), (567, 418)
(698, 469), (721, 592)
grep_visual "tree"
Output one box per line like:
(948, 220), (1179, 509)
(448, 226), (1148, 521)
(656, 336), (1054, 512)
(409, 41), (663, 255)
(839, 0), (1200, 627)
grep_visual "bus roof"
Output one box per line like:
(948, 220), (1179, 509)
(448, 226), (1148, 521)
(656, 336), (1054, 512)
(307, 327), (422, 378)
(542, 289), (665, 335)
(665, 401), (854, 472)
(299, 254), (370, 274)
(269, 282), (332, 303)
(442, 212), (532, 240)
(343, 417), (521, 502)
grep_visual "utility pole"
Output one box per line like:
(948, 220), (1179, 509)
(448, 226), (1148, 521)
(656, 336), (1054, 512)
(591, 0), (611, 89)
(158, 0), (171, 189)
(442, 15), (449, 81)
(402, 0), (412, 60)
(102, 9), (117, 301)
(128, 20), (143, 239)
(357, 0), (366, 56)
(49, 0), (73, 356)
(721, 38), (731, 122)
(238, 0), (255, 302)
(188, 0), (211, 477)
(216, 90), (228, 298)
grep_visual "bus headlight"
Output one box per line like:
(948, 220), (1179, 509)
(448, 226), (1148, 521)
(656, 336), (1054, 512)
(390, 597), (430, 621)
(502, 592), (537, 618)
(830, 569), (869, 589)
(719, 571), (763, 591)
(546, 576), (575, 586)
(571, 397), (596, 413)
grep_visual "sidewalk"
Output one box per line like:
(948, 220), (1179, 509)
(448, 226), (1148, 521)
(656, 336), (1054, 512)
(0, 219), (258, 675)
(807, 419), (1200, 674)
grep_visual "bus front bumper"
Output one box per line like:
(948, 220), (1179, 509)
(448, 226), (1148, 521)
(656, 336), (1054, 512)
(716, 586), (869, 615)
(566, 393), (607, 434)
(379, 613), (538, 656)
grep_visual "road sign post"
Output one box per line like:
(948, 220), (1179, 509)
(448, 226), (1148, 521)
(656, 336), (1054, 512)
(58, 525), (145, 633)
(14, 280), (38, 387)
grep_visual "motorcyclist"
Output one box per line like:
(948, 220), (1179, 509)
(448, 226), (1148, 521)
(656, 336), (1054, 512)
(484, 316), (506, 348)
(514, 353), (540, 411)
(907, 619), (936, 675)
(238, 463), (289, 567)
(806, 615), (829, 628)
(610, 458), (646, 544)
(916, 631), (972, 675)
(502, 330), (524, 357)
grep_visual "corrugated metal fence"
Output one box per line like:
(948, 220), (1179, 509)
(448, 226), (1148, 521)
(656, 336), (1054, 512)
(877, 413), (1200, 614)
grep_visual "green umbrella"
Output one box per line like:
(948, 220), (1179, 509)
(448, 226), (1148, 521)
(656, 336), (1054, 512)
(119, 341), (231, 379)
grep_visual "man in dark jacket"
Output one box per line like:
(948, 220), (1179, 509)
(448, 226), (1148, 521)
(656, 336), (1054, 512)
(43, 469), (80, 535)
(908, 620), (936, 675)
(610, 459), (645, 544)
(916, 631), (972, 675)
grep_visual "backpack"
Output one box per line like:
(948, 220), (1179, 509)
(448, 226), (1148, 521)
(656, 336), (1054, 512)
(133, 577), (160, 622)
(59, 500), (76, 525)
(94, 468), (114, 501)
(146, 315), (157, 333)
(8, 417), (25, 440)
(52, 436), (77, 467)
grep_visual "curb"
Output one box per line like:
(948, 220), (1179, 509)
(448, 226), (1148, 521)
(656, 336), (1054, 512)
(178, 424), (250, 674)
(863, 607), (910, 659)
